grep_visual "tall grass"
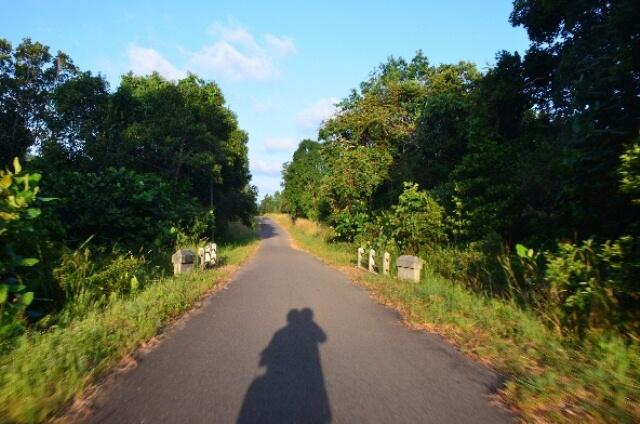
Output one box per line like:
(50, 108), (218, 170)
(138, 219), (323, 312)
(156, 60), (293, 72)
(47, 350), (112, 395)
(270, 213), (640, 423)
(0, 231), (259, 423)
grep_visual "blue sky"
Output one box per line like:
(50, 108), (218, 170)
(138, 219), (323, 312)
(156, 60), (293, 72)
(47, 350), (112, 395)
(2, 0), (530, 198)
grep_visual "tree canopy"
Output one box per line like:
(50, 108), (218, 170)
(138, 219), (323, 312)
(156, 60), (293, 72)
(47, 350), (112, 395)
(280, 0), (640, 337)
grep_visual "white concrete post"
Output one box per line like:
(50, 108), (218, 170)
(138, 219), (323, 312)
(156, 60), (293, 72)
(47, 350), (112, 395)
(207, 243), (217, 266)
(396, 255), (423, 282)
(198, 243), (217, 270)
(198, 247), (205, 270)
(383, 251), (390, 275)
(357, 247), (364, 268)
(171, 249), (195, 275)
(369, 249), (376, 272)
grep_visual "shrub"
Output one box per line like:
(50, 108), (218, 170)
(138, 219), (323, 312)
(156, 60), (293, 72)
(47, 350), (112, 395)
(42, 167), (177, 249)
(53, 243), (146, 323)
(500, 237), (640, 338)
(0, 158), (40, 349)
(332, 210), (369, 242)
(426, 244), (502, 293)
(387, 182), (446, 254)
(545, 237), (640, 338)
(171, 210), (216, 249)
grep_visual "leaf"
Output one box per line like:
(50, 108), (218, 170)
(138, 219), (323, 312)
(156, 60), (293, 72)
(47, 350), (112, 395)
(8, 284), (25, 293)
(13, 157), (22, 174)
(24, 208), (41, 219)
(18, 257), (39, 267)
(0, 284), (8, 304)
(516, 244), (528, 258)
(0, 211), (19, 222)
(21, 291), (34, 306)
(130, 276), (139, 291)
(0, 174), (12, 189)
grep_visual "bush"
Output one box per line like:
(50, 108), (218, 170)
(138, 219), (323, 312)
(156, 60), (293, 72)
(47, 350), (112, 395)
(171, 210), (216, 249)
(425, 244), (502, 293)
(332, 210), (369, 242)
(500, 237), (640, 338)
(53, 243), (146, 323)
(42, 167), (177, 249)
(545, 237), (640, 338)
(387, 182), (446, 254)
(0, 158), (40, 349)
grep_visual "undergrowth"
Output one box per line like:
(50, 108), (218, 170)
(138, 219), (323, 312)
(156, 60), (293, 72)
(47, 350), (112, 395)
(0, 230), (259, 423)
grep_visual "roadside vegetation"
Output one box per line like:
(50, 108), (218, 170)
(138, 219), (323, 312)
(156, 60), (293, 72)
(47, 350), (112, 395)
(271, 214), (639, 422)
(265, 1), (640, 422)
(0, 229), (258, 423)
(0, 38), (258, 422)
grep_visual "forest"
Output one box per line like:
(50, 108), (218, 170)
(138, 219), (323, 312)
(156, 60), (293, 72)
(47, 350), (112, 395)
(272, 0), (640, 340)
(0, 37), (256, 347)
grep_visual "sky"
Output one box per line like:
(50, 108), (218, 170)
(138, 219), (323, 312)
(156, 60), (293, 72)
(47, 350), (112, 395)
(2, 0), (531, 198)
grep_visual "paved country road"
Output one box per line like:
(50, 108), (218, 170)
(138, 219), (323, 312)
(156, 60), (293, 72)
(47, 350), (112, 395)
(90, 217), (513, 424)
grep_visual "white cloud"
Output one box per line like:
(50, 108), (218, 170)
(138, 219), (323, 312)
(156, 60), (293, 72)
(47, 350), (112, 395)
(126, 20), (296, 83)
(251, 159), (283, 176)
(208, 20), (259, 50)
(187, 41), (279, 82)
(264, 34), (297, 56)
(264, 136), (296, 152)
(126, 44), (186, 80)
(295, 97), (339, 132)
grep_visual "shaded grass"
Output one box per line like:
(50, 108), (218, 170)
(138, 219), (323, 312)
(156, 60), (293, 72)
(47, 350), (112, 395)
(0, 231), (260, 423)
(270, 213), (640, 423)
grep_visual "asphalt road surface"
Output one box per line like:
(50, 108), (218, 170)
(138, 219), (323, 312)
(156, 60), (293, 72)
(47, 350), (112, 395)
(90, 217), (512, 423)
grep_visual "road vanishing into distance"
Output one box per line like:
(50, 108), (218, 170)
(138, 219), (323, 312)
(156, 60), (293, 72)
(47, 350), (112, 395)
(90, 217), (512, 423)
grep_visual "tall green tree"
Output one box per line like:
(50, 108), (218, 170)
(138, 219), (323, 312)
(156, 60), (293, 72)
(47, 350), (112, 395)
(0, 38), (77, 163)
(452, 52), (562, 243)
(36, 71), (256, 236)
(281, 139), (325, 219)
(412, 62), (480, 190)
(511, 0), (640, 239)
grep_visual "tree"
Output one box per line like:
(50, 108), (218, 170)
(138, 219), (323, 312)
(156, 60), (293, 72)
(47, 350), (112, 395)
(451, 52), (562, 243)
(45, 71), (110, 163)
(412, 62), (480, 189)
(320, 144), (392, 240)
(35, 71), (256, 234)
(511, 0), (640, 239)
(43, 168), (175, 248)
(259, 191), (284, 214)
(0, 38), (77, 163)
(281, 140), (325, 219)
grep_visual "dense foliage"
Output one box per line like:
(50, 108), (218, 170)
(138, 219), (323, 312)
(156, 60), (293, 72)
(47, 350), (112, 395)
(280, 0), (640, 338)
(0, 38), (256, 338)
(0, 158), (40, 345)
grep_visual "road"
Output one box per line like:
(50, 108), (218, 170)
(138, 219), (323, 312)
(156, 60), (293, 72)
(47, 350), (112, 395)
(90, 217), (512, 423)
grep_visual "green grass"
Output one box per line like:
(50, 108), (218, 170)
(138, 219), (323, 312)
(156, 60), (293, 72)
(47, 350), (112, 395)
(0, 230), (260, 423)
(269, 213), (640, 423)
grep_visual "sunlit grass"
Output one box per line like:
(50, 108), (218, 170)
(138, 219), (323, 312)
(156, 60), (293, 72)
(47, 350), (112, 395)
(269, 214), (353, 266)
(270, 213), (640, 423)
